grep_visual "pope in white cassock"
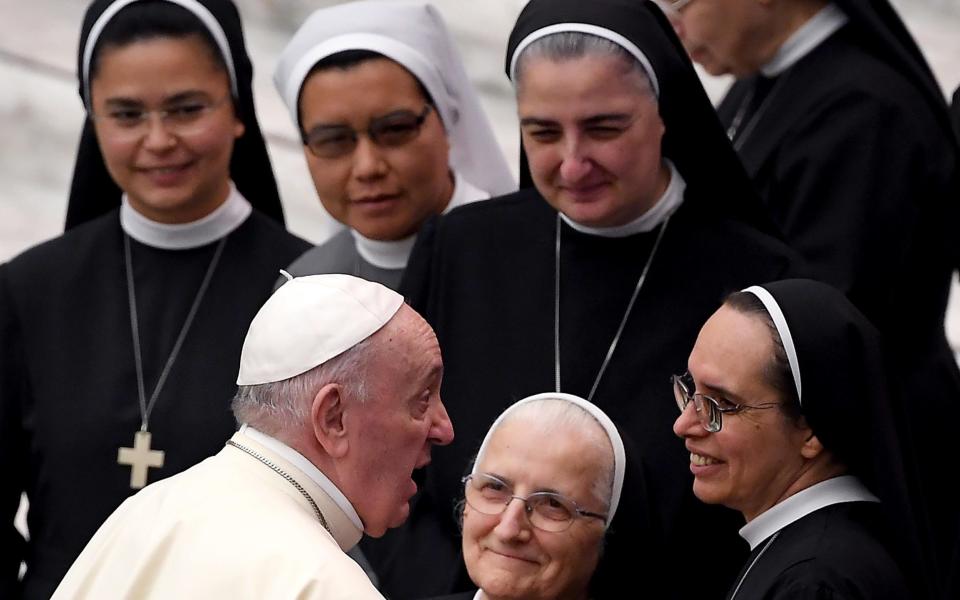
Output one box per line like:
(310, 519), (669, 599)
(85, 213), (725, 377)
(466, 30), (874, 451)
(52, 273), (455, 599)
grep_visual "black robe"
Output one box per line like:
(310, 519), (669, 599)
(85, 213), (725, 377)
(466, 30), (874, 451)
(362, 187), (801, 599)
(717, 24), (960, 575)
(0, 210), (309, 599)
(726, 503), (911, 600)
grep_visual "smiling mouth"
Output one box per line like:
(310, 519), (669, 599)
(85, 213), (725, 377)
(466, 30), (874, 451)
(488, 549), (538, 564)
(138, 162), (192, 174)
(690, 452), (722, 466)
(352, 193), (400, 204)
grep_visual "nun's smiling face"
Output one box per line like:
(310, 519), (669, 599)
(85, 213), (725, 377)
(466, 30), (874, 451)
(462, 418), (606, 600)
(89, 35), (244, 224)
(517, 54), (671, 228)
(673, 305), (814, 522)
(298, 58), (454, 241)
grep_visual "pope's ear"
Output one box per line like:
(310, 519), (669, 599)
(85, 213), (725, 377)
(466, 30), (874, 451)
(311, 383), (349, 458)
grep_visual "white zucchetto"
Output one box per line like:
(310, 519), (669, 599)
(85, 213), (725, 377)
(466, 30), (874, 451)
(237, 274), (403, 385)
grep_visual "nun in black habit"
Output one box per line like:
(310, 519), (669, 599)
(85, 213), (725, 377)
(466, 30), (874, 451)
(674, 279), (934, 599)
(362, 1), (805, 598)
(0, 1), (308, 597)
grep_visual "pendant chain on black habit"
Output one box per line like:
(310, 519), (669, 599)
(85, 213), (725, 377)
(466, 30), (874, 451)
(727, 71), (790, 151)
(554, 213), (671, 401)
(226, 440), (331, 534)
(117, 233), (226, 489)
(729, 530), (781, 600)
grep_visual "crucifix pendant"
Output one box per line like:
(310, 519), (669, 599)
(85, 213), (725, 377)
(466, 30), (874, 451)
(117, 430), (165, 489)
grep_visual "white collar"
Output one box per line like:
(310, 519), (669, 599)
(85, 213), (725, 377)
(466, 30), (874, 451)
(761, 4), (848, 77)
(740, 475), (879, 550)
(120, 183), (252, 250)
(560, 160), (684, 238)
(239, 424), (364, 532)
(351, 171), (488, 269)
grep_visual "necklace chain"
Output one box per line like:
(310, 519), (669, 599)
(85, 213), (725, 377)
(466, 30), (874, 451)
(727, 72), (789, 151)
(124, 233), (227, 431)
(226, 440), (331, 533)
(554, 214), (671, 401)
(729, 530), (781, 599)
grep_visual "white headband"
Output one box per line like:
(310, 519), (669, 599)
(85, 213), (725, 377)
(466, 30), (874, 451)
(508, 22), (660, 98)
(472, 392), (626, 528)
(82, 0), (238, 110)
(742, 286), (802, 404)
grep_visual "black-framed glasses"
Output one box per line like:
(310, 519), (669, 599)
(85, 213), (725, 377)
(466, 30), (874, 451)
(672, 371), (779, 433)
(91, 96), (231, 141)
(303, 104), (433, 159)
(462, 473), (607, 533)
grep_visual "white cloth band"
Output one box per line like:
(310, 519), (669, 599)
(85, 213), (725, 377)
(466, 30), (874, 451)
(120, 182), (251, 250)
(742, 285), (803, 404)
(82, 0), (238, 110)
(509, 23), (660, 98)
(761, 4), (848, 77)
(472, 392), (626, 528)
(739, 475), (879, 550)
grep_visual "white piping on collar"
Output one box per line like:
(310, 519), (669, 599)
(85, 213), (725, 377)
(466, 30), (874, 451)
(740, 475), (879, 550)
(240, 424), (364, 532)
(82, 0), (238, 110)
(761, 4), (848, 77)
(351, 171), (488, 270)
(742, 285), (802, 404)
(472, 392), (626, 529)
(509, 23), (659, 97)
(561, 160), (684, 238)
(120, 182), (251, 250)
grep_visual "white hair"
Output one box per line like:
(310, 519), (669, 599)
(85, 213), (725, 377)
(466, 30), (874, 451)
(513, 31), (655, 99)
(478, 398), (616, 511)
(231, 336), (376, 437)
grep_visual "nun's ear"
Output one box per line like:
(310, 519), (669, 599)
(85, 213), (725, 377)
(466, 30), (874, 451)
(799, 431), (826, 460)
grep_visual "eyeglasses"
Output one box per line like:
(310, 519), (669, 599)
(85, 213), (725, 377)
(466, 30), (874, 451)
(665, 0), (695, 11)
(462, 473), (607, 533)
(91, 96), (232, 141)
(303, 104), (433, 159)
(672, 372), (779, 433)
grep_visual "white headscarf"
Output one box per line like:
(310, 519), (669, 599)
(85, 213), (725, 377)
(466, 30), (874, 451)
(273, 0), (515, 197)
(472, 392), (627, 528)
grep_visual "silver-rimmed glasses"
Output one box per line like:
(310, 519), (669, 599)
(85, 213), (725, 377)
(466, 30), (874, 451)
(462, 473), (607, 532)
(90, 95), (232, 142)
(672, 371), (779, 432)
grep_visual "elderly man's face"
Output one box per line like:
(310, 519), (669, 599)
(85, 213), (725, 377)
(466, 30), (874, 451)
(673, 0), (773, 77)
(672, 305), (811, 521)
(517, 54), (670, 228)
(462, 418), (607, 600)
(342, 305), (454, 537)
(299, 58), (453, 241)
